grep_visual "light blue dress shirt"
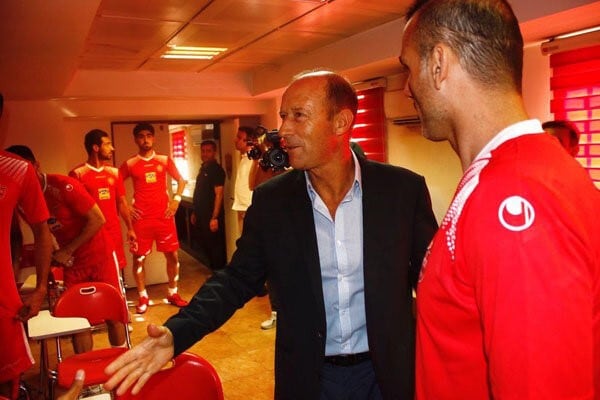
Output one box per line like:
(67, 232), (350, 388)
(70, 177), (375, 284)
(305, 153), (368, 356)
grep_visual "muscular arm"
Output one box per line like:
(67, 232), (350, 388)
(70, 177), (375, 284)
(165, 176), (187, 218)
(209, 185), (224, 232)
(117, 195), (136, 244)
(173, 176), (187, 198)
(52, 204), (105, 265)
(17, 220), (53, 321)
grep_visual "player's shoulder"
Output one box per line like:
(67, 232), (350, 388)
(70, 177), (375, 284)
(0, 150), (31, 184)
(68, 163), (88, 177)
(463, 150), (593, 236)
(47, 173), (85, 192)
(121, 155), (140, 168)
(104, 165), (119, 176)
(153, 154), (172, 167)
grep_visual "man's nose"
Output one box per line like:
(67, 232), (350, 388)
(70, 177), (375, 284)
(279, 119), (292, 136)
(403, 81), (413, 99)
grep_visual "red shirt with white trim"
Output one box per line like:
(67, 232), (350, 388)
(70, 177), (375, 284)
(416, 120), (600, 399)
(0, 152), (49, 318)
(0, 151), (49, 379)
(44, 174), (116, 261)
(69, 163), (124, 237)
(44, 174), (96, 247)
(119, 152), (182, 219)
(69, 163), (126, 267)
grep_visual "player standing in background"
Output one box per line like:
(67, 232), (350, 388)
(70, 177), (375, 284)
(69, 129), (136, 281)
(120, 123), (188, 314)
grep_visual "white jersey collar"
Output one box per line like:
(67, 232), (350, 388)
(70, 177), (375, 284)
(85, 162), (105, 172)
(137, 151), (156, 161)
(473, 119), (543, 163)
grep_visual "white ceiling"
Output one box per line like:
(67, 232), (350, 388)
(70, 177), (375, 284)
(1, 0), (599, 102)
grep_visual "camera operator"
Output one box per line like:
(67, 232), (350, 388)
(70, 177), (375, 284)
(248, 127), (290, 191)
(245, 126), (290, 330)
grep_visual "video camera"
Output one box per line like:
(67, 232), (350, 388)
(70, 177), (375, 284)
(247, 126), (290, 172)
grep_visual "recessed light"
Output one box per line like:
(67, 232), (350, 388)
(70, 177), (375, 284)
(161, 45), (228, 60)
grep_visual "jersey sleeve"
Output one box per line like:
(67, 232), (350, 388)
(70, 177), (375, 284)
(119, 161), (130, 181)
(106, 166), (126, 197)
(166, 157), (183, 181)
(116, 172), (126, 197)
(458, 174), (595, 398)
(60, 176), (96, 216)
(18, 163), (49, 225)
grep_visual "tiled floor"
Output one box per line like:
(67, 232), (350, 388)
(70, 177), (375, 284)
(23, 250), (276, 399)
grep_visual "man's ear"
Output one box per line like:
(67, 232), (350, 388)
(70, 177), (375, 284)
(334, 109), (354, 136)
(92, 144), (100, 153)
(430, 44), (449, 90)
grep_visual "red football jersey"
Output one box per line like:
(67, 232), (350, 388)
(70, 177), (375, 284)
(1, 152), (49, 317)
(44, 174), (116, 261)
(416, 121), (600, 399)
(120, 152), (182, 219)
(69, 163), (125, 252)
(0, 151), (49, 380)
(44, 174), (96, 247)
(69, 163), (124, 230)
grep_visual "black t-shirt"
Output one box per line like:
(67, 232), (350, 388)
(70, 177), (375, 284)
(192, 160), (225, 221)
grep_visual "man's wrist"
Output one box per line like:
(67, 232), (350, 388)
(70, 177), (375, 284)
(173, 194), (182, 202)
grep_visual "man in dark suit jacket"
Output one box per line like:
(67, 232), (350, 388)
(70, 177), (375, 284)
(105, 70), (438, 399)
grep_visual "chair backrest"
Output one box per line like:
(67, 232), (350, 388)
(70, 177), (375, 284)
(115, 352), (224, 400)
(53, 282), (128, 325)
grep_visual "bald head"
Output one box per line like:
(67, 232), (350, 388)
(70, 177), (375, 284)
(291, 70), (358, 120)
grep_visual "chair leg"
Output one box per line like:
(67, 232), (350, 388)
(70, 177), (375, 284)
(16, 380), (30, 400)
(48, 377), (55, 400)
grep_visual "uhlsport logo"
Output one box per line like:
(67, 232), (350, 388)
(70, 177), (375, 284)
(498, 195), (535, 232)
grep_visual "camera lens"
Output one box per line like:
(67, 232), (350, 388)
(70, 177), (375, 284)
(247, 146), (262, 160)
(266, 148), (290, 169)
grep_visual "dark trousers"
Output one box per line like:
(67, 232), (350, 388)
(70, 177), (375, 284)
(319, 360), (383, 400)
(195, 219), (226, 270)
(266, 281), (279, 312)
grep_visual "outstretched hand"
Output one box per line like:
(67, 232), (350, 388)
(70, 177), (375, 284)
(103, 324), (175, 396)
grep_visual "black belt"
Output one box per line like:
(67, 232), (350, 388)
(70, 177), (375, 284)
(324, 352), (370, 367)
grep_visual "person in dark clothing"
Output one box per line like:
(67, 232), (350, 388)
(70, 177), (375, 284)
(105, 70), (438, 400)
(191, 140), (226, 270)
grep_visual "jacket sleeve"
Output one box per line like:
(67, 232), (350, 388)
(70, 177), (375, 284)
(165, 183), (270, 356)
